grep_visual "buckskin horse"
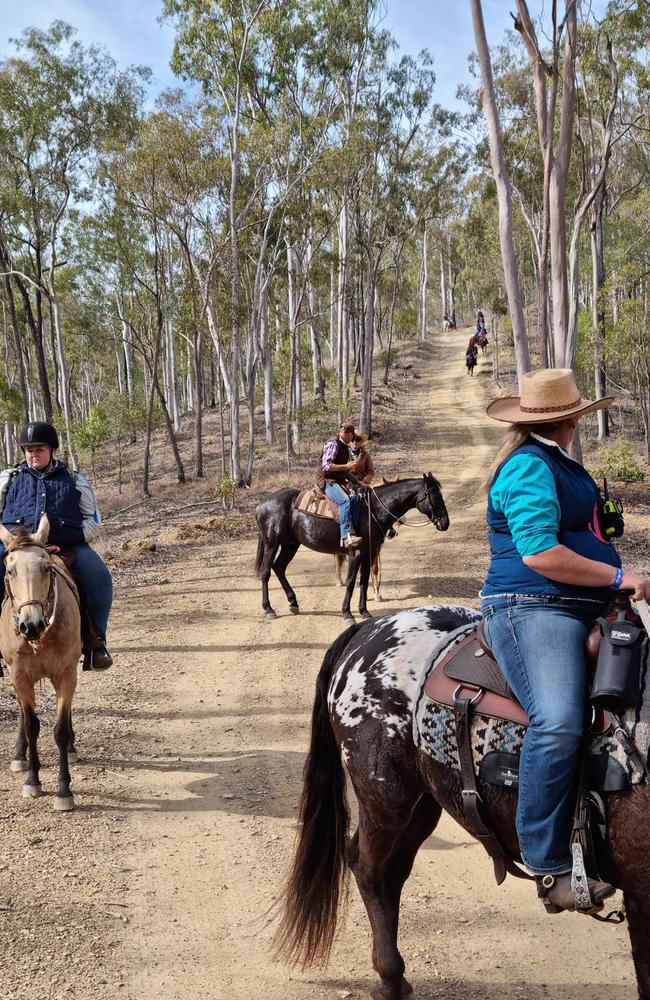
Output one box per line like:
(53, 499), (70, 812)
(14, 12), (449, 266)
(0, 516), (82, 811)
(254, 475), (449, 622)
(274, 605), (650, 999)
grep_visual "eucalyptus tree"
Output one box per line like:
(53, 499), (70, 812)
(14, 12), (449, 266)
(0, 21), (145, 462)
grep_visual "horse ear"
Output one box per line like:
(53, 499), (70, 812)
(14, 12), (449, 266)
(428, 471), (433, 479)
(33, 514), (50, 546)
(0, 523), (13, 548)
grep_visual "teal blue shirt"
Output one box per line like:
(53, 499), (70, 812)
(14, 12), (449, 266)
(489, 453), (560, 557)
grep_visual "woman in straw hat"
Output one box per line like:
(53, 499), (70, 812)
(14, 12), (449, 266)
(481, 368), (650, 914)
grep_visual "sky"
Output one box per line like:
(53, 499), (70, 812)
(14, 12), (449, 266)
(0, 0), (519, 112)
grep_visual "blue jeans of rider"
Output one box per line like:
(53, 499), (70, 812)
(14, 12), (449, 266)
(480, 595), (606, 875)
(0, 542), (113, 641)
(324, 483), (357, 542)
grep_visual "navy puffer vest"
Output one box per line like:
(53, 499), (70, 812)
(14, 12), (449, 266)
(3, 461), (84, 548)
(483, 439), (621, 601)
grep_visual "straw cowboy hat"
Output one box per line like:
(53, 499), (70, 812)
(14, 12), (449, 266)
(352, 432), (369, 445)
(486, 368), (614, 424)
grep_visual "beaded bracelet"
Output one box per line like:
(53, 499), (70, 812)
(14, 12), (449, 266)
(612, 567), (624, 589)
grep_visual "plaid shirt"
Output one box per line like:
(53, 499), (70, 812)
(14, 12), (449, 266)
(322, 438), (347, 471)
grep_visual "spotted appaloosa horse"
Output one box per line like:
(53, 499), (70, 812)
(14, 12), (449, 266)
(275, 605), (650, 1000)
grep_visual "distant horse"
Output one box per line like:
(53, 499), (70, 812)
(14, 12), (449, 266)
(466, 347), (478, 375)
(275, 605), (650, 1000)
(0, 516), (82, 811)
(443, 318), (456, 331)
(478, 331), (489, 354)
(255, 475), (449, 622)
(334, 476), (402, 601)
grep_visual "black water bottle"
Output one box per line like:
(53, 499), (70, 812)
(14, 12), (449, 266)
(590, 590), (644, 710)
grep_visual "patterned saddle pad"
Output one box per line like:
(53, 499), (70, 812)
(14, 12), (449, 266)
(294, 489), (340, 522)
(414, 620), (650, 792)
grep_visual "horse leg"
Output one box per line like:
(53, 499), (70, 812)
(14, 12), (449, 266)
(272, 542), (300, 614)
(335, 554), (346, 587)
(67, 710), (78, 763)
(260, 540), (280, 619)
(342, 552), (360, 623)
(17, 687), (43, 798)
(347, 794), (442, 1000)
(358, 554), (373, 620)
(624, 891), (650, 999)
(372, 554), (382, 601)
(10, 703), (29, 773)
(53, 674), (77, 811)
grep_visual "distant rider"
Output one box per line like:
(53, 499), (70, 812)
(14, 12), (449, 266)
(0, 422), (113, 669)
(316, 422), (365, 550)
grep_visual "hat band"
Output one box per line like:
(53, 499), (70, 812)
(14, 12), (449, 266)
(520, 396), (582, 414)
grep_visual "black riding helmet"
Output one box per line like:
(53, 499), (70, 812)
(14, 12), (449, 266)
(19, 421), (60, 451)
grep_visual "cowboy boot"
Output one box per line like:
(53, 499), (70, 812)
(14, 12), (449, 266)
(536, 873), (615, 914)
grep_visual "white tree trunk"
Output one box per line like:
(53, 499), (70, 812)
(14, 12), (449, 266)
(420, 222), (428, 341)
(337, 202), (349, 414)
(440, 249), (447, 323)
(470, 0), (530, 384)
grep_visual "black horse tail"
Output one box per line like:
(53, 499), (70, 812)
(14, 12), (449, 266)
(254, 529), (265, 578)
(273, 622), (362, 967)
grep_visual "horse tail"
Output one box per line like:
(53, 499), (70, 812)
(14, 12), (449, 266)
(254, 529), (265, 578)
(273, 621), (362, 967)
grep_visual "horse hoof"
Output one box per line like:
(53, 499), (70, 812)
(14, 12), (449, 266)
(22, 783), (43, 798)
(343, 614), (356, 625)
(264, 610), (278, 621)
(67, 752), (79, 765)
(10, 759), (28, 773)
(53, 795), (75, 812)
(360, 610), (373, 620)
(289, 606), (300, 615)
(374, 594), (383, 602)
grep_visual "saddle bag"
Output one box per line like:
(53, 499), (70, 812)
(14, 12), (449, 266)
(590, 611), (644, 711)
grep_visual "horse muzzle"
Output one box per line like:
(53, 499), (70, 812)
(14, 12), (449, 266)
(434, 514), (450, 531)
(19, 613), (46, 641)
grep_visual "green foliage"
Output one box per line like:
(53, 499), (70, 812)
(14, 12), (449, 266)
(212, 474), (237, 503)
(75, 405), (110, 455)
(590, 439), (646, 483)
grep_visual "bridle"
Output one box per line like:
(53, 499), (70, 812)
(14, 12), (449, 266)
(368, 482), (445, 530)
(4, 540), (59, 652)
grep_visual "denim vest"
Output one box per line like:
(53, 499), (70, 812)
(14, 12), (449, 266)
(483, 439), (620, 600)
(3, 461), (85, 548)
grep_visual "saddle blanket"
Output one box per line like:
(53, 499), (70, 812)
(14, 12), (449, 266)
(294, 489), (340, 522)
(413, 621), (650, 789)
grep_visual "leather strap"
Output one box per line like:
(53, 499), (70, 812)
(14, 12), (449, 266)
(454, 693), (531, 885)
(610, 712), (650, 781)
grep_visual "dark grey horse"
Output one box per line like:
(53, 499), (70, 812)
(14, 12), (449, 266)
(254, 474), (449, 622)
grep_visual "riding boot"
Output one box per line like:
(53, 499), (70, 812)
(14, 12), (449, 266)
(535, 873), (615, 914)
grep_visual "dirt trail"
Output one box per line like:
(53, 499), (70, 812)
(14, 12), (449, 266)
(0, 333), (637, 1000)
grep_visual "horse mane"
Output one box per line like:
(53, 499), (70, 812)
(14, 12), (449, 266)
(375, 473), (441, 490)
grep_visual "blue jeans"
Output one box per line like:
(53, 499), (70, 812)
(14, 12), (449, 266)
(324, 482), (357, 541)
(480, 595), (606, 875)
(0, 542), (113, 641)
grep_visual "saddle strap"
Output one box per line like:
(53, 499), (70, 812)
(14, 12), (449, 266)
(454, 695), (532, 885)
(610, 712), (650, 781)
